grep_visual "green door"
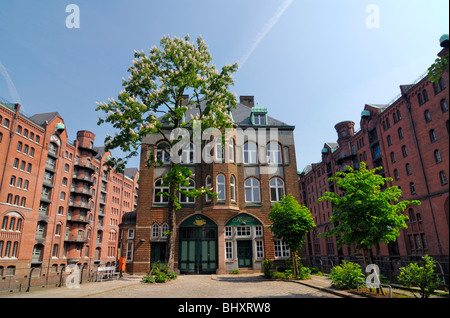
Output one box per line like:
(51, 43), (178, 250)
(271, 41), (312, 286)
(237, 240), (252, 267)
(179, 227), (217, 274)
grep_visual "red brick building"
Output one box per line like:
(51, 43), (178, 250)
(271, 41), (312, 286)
(120, 95), (301, 274)
(0, 100), (138, 289)
(298, 45), (449, 283)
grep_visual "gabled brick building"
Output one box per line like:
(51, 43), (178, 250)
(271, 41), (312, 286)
(120, 95), (301, 274)
(298, 44), (449, 283)
(0, 100), (138, 288)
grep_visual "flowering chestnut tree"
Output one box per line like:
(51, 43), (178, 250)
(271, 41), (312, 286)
(96, 34), (238, 271)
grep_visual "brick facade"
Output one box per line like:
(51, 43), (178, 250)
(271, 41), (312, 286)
(120, 96), (302, 275)
(298, 46), (449, 282)
(0, 101), (138, 288)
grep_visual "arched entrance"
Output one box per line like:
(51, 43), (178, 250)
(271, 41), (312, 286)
(179, 214), (217, 274)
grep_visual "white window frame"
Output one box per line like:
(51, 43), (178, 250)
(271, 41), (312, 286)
(225, 241), (233, 260)
(230, 175), (236, 202)
(245, 177), (261, 203)
(179, 179), (195, 203)
(270, 177), (285, 202)
(154, 179), (169, 204)
(152, 223), (159, 239)
(243, 142), (258, 164)
(256, 240), (264, 259)
(267, 142), (282, 164)
(216, 174), (226, 201)
(274, 240), (290, 259)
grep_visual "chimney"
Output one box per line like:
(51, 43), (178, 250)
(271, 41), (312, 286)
(240, 96), (254, 108)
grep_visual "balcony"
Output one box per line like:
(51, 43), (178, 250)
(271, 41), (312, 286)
(67, 215), (90, 224)
(68, 201), (91, 210)
(65, 234), (87, 243)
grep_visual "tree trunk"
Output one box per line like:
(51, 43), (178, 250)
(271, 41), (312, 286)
(166, 206), (177, 272)
(292, 250), (298, 278)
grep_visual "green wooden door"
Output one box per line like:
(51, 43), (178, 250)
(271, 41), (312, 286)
(237, 240), (252, 267)
(179, 226), (217, 274)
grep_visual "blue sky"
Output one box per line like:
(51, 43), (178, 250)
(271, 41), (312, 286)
(0, 0), (448, 170)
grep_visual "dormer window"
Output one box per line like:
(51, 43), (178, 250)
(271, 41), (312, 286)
(250, 107), (268, 125)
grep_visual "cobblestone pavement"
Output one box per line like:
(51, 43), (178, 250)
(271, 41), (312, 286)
(0, 274), (362, 299)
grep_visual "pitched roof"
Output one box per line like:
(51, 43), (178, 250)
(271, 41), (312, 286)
(29, 112), (61, 126)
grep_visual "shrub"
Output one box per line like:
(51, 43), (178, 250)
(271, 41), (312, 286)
(262, 259), (274, 278)
(155, 272), (169, 283)
(397, 255), (442, 298)
(329, 261), (365, 290)
(141, 275), (155, 284)
(297, 265), (311, 280)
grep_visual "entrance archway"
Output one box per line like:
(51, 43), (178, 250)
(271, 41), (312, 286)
(179, 214), (217, 274)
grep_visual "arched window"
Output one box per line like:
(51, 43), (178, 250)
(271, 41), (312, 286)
(230, 175), (236, 202)
(205, 176), (212, 202)
(228, 138), (235, 163)
(434, 149), (442, 163)
(153, 179), (169, 203)
(409, 182), (416, 195)
(429, 129), (437, 142)
(440, 171), (448, 185)
(243, 142), (258, 164)
(406, 163), (412, 175)
(161, 224), (169, 239)
(216, 174), (226, 201)
(180, 143), (194, 164)
(152, 224), (160, 238)
(270, 177), (285, 202)
(245, 177), (260, 203)
(267, 142), (282, 164)
(402, 145), (408, 157)
(155, 142), (171, 164)
(424, 110), (432, 122)
(179, 179), (195, 203)
(441, 99), (448, 113)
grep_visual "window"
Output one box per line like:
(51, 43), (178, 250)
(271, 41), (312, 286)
(410, 182), (416, 195)
(216, 174), (226, 201)
(225, 241), (233, 260)
(153, 179), (169, 203)
(179, 179), (195, 203)
(441, 99), (448, 113)
(155, 142), (171, 164)
(16, 142), (22, 152)
(243, 142), (258, 164)
(255, 226), (263, 237)
(274, 240), (290, 258)
(152, 223), (159, 238)
(434, 150), (442, 163)
(205, 176), (212, 202)
(225, 226), (232, 237)
(406, 163), (412, 176)
(256, 241), (264, 259)
(394, 169), (399, 181)
(215, 137), (224, 162)
(270, 177), (285, 202)
(440, 171), (448, 185)
(244, 178), (261, 203)
(424, 110), (432, 123)
(179, 143), (194, 164)
(390, 152), (396, 163)
(228, 138), (235, 163)
(267, 142), (282, 164)
(230, 175), (236, 202)
(387, 135), (392, 146)
(253, 114), (266, 125)
(126, 241), (134, 261)
(236, 226), (251, 236)
(161, 224), (169, 239)
(402, 145), (408, 157)
(398, 128), (404, 140)
(429, 129), (437, 142)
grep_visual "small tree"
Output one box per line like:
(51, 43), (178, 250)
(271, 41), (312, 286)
(96, 34), (238, 271)
(269, 195), (315, 277)
(398, 255), (442, 298)
(318, 162), (420, 268)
